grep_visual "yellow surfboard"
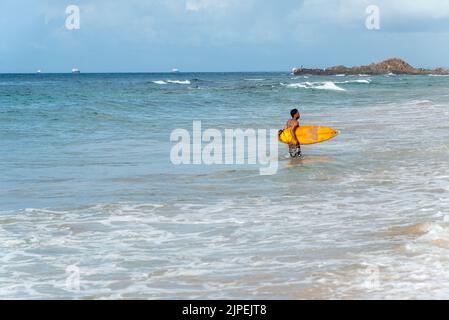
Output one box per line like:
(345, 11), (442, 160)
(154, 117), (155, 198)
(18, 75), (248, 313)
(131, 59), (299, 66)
(278, 125), (339, 145)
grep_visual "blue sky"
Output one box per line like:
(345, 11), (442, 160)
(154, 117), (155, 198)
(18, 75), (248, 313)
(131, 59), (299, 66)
(1, 0), (449, 72)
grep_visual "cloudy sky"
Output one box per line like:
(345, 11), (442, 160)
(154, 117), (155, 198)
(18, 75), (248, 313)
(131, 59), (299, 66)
(1, 0), (449, 72)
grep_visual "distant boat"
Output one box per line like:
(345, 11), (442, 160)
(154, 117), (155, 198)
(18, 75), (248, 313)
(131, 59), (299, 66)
(172, 68), (180, 73)
(37, 69), (42, 74)
(72, 68), (80, 74)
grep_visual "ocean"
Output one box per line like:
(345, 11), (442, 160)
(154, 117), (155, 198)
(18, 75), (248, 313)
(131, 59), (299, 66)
(1, 72), (449, 299)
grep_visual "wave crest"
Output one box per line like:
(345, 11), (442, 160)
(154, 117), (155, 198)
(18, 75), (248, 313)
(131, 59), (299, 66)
(283, 81), (347, 91)
(152, 80), (191, 85)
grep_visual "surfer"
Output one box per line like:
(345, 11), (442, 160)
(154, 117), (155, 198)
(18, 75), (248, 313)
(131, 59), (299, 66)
(284, 109), (302, 158)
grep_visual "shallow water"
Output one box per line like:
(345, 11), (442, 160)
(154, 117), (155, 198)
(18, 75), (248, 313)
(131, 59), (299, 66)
(1, 73), (449, 299)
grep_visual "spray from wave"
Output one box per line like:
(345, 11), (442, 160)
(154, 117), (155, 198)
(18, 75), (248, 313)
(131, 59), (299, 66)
(282, 81), (347, 91)
(152, 80), (191, 85)
(337, 79), (371, 84)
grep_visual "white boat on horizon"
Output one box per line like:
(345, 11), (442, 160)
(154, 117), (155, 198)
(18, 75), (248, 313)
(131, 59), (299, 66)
(172, 68), (180, 73)
(72, 68), (80, 74)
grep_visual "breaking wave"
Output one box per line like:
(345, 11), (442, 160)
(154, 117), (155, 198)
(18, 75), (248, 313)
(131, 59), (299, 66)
(337, 79), (371, 84)
(282, 81), (347, 91)
(152, 80), (191, 85)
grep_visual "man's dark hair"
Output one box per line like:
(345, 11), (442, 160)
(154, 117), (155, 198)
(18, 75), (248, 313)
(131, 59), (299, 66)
(290, 109), (299, 118)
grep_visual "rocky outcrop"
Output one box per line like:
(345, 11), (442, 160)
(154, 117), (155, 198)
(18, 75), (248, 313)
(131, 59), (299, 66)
(293, 58), (449, 76)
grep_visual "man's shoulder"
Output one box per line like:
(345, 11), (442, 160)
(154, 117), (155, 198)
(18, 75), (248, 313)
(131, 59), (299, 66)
(290, 119), (299, 126)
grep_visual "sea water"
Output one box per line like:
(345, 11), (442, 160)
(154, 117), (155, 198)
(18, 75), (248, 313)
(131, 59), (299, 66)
(1, 72), (449, 299)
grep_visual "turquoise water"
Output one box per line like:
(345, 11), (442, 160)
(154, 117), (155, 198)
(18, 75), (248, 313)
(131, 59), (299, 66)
(1, 73), (449, 299)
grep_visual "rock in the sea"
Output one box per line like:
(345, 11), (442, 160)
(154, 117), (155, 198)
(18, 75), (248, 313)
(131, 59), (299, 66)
(292, 58), (449, 76)
(291, 67), (302, 75)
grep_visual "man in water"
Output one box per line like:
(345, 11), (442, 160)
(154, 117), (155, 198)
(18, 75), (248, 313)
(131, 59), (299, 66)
(285, 109), (302, 158)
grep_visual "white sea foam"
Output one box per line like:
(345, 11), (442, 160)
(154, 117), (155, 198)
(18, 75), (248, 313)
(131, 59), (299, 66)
(337, 79), (371, 84)
(166, 80), (191, 84)
(429, 74), (449, 77)
(3, 74), (449, 300)
(284, 81), (346, 91)
(314, 82), (347, 91)
(283, 82), (307, 89)
(335, 74), (346, 77)
(153, 80), (191, 85)
(407, 99), (433, 106)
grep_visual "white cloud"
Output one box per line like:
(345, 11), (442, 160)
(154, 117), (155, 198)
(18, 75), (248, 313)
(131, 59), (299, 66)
(185, 0), (229, 12)
(184, 0), (253, 15)
(304, 0), (449, 20)
(382, 0), (449, 19)
(288, 0), (449, 32)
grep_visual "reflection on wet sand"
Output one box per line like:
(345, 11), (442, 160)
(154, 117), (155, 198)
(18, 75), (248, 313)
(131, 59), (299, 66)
(286, 155), (331, 167)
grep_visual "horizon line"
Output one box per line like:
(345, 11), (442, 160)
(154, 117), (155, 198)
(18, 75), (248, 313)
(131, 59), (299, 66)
(0, 70), (291, 75)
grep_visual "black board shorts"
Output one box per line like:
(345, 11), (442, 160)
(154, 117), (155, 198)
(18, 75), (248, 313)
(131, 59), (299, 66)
(289, 144), (302, 158)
